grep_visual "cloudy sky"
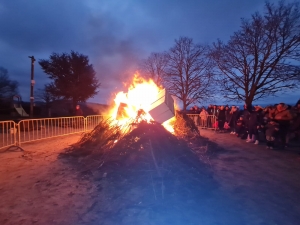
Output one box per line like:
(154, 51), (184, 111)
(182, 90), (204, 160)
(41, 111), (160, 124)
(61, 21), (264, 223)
(0, 0), (299, 106)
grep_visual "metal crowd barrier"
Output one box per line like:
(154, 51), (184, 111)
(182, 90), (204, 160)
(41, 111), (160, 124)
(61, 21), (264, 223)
(85, 115), (104, 131)
(0, 115), (104, 149)
(186, 114), (217, 130)
(0, 121), (17, 149)
(18, 116), (86, 145)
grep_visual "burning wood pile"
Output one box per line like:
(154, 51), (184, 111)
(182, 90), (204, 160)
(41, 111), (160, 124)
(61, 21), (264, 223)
(61, 74), (213, 223)
(66, 73), (200, 157)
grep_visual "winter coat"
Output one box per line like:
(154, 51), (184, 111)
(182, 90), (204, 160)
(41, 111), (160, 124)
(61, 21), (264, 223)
(218, 109), (226, 121)
(274, 105), (293, 121)
(228, 110), (239, 127)
(248, 110), (263, 128)
(225, 109), (231, 122)
(265, 123), (279, 137)
(199, 110), (208, 120)
(236, 119), (245, 129)
(75, 108), (83, 116)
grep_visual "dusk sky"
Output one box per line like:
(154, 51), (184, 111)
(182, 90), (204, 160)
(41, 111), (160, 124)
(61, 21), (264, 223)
(0, 0), (299, 106)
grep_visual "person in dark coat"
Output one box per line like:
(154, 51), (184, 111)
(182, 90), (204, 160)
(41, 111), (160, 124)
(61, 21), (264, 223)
(217, 105), (226, 132)
(207, 105), (213, 115)
(242, 104), (251, 140)
(246, 104), (261, 144)
(229, 105), (239, 134)
(207, 105), (213, 127)
(272, 103), (293, 148)
(265, 120), (279, 149)
(75, 104), (83, 116)
(212, 105), (219, 117)
(246, 104), (257, 143)
(236, 116), (246, 138)
(225, 105), (231, 122)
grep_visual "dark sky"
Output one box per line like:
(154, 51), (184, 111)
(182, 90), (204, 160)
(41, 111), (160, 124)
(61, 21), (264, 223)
(0, 0), (299, 105)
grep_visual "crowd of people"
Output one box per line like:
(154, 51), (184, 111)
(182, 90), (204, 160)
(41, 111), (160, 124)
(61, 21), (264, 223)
(188, 100), (300, 150)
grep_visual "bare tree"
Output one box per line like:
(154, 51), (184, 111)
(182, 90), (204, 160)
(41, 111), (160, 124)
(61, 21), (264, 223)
(140, 52), (168, 87)
(164, 37), (214, 111)
(35, 84), (59, 106)
(35, 84), (60, 116)
(0, 67), (18, 100)
(211, 1), (300, 105)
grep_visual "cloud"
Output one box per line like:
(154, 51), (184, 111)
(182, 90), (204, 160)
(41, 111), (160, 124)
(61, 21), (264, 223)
(0, 0), (299, 105)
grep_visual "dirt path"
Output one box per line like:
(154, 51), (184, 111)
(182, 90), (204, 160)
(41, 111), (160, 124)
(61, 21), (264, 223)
(199, 129), (300, 225)
(1, 130), (300, 225)
(0, 134), (98, 225)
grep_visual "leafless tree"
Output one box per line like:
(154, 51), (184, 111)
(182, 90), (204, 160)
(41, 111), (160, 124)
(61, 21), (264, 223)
(211, 1), (300, 105)
(140, 52), (168, 87)
(0, 67), (18, 100)
(35, 84), (61, 117)
(35, 84), (59, 107)
(164, 37), (214, 110)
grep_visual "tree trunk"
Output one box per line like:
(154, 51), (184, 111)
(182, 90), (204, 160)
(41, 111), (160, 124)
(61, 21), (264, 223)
(245, 96), (254, 105)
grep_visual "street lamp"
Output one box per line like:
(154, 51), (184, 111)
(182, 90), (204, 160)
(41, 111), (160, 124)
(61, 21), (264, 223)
(28, 56), (35, 118)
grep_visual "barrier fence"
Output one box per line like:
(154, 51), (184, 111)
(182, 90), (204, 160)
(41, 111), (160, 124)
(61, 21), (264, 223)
(0, 115), (104, 150)
(0, 121), (17, 149)
(1, 114), (216, 149)
(186, 114), (217, 130)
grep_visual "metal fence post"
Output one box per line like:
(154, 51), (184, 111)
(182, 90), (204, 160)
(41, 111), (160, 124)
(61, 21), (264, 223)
(16, 124), (20, 147)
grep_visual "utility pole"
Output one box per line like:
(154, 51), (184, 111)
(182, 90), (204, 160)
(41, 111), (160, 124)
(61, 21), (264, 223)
(29, 56), (35, 118)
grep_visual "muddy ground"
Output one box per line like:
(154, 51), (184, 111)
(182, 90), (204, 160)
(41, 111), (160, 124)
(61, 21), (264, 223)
(0, 128), (300, 225)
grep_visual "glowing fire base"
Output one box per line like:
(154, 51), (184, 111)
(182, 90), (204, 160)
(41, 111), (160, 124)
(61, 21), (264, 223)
(148, 89), (175, 124)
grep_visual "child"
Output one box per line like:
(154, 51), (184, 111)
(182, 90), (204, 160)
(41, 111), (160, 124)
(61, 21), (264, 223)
(264, 120), (279, 149)
(235, 116), (246, 138)
(199, 108), (208, 128)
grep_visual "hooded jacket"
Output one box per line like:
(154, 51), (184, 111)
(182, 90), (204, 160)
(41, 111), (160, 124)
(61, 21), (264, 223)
(274, 104), (293, 121)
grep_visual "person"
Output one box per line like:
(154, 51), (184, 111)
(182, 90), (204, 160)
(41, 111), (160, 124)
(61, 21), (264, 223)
(286, 100), (300, 145)
(75, 104), (83, 116)
(229, 106), (239, 134)
(199, 108), (208, 128)
(225, 105), (231, 123)
(264, 120), (279, 149)
(246, 104), (263, 144)
(235, 116), (246, 138)
(240, 104), (250, 137)
(272, 103), (293, 149)
(217, 105), (226, 132)
(192, 106), (200, 126)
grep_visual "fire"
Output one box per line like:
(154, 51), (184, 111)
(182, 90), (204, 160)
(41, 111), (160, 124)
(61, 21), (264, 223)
(109, 73), (175, 132)
(162, 117), (175, 133)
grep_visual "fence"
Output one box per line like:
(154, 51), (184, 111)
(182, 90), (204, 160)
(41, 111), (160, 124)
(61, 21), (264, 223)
(186, 114), (217, 130)
(0, 121), (17, 149)
(0, 115), (104, 150)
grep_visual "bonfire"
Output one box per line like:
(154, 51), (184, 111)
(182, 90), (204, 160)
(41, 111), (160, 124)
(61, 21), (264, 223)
(61, 73), (212, 223)
(66, 73), (200, 157)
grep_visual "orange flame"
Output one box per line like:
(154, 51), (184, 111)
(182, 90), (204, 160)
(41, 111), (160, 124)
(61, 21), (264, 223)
(109, 73), (175, 132)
